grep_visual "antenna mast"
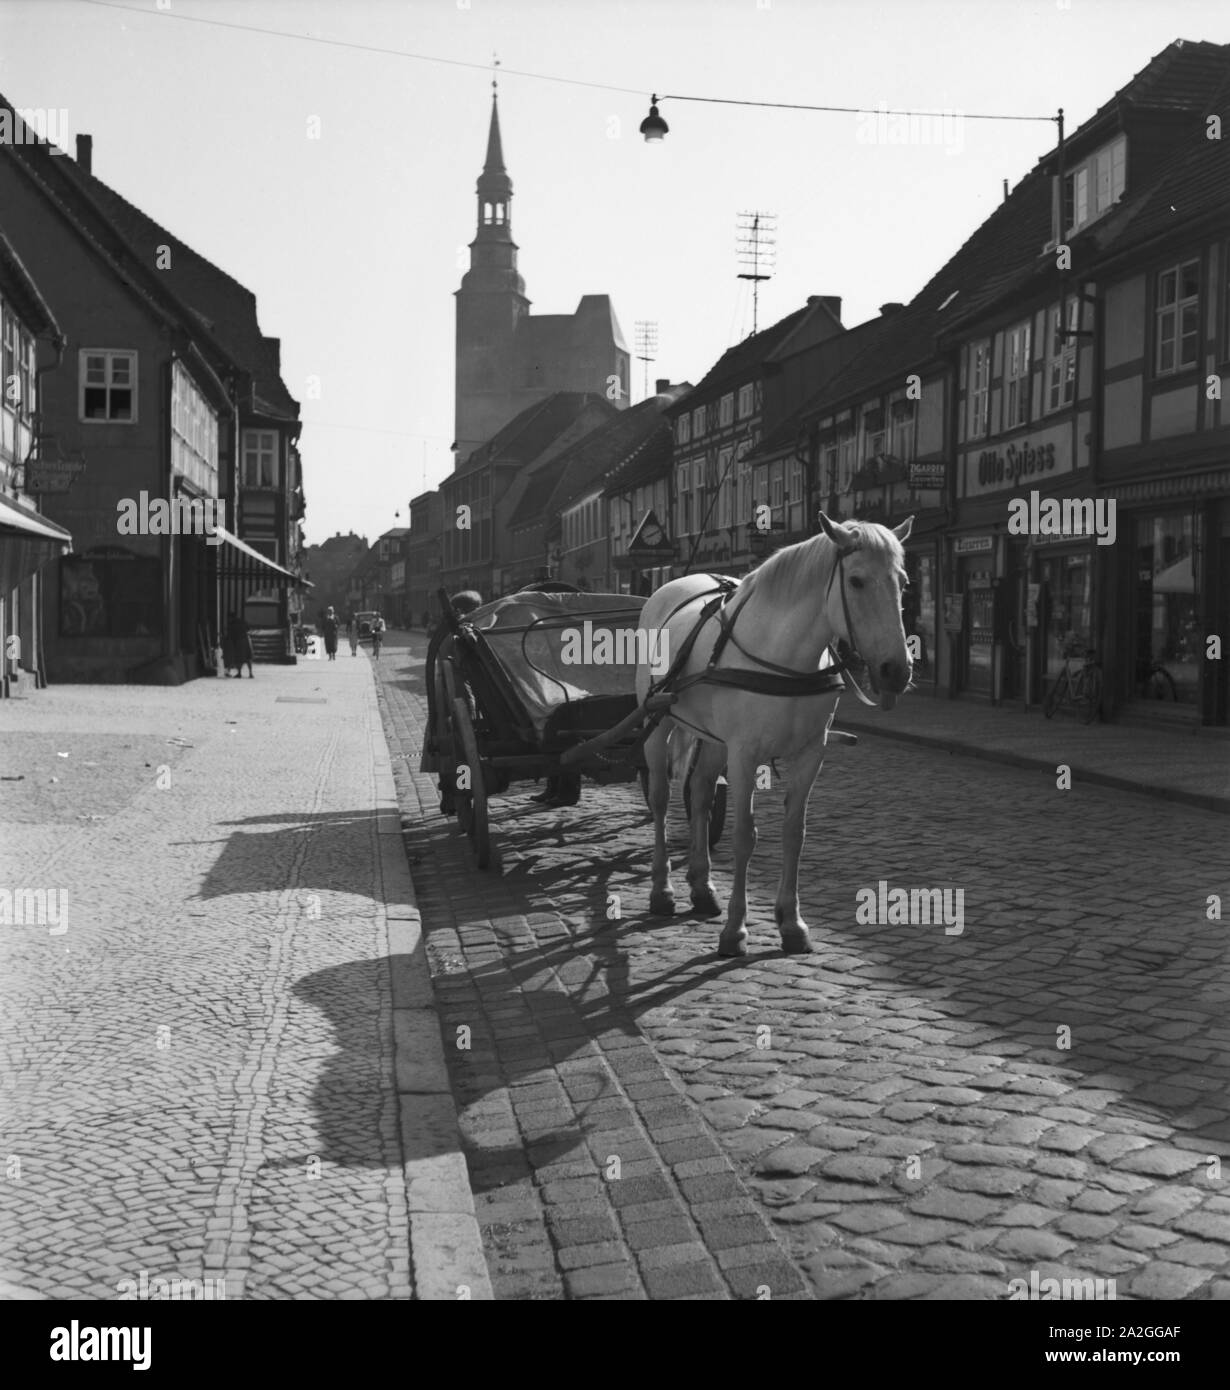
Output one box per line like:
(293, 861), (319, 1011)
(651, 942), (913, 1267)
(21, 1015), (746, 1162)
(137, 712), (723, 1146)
(736, 211), (777, 336)
(634, 321), (659, 400)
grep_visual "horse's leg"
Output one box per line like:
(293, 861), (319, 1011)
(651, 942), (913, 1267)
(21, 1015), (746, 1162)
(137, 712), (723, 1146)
(686, 739), (724, 918)
(718, 751), (758, 958)
(774, 739), (827, 954)
(646, 721), (676, 915)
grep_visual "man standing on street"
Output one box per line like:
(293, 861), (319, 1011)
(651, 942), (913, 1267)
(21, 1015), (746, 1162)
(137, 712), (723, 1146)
(322, 607), (340, 661)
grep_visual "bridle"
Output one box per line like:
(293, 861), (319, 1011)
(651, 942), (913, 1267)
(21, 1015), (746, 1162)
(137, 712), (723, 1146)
(647, 532), (888, 714)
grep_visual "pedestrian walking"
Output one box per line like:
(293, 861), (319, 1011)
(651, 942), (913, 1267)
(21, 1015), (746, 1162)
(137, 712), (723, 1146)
(347, 614), (358, 656)
(225, 612), (254, 679)
(322, 607), (340, 661)
(371, 613), (385, 660)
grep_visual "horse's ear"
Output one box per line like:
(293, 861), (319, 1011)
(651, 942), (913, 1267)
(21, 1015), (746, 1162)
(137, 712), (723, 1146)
(818, 511), (858, 547)
(893, 515), (915, 544)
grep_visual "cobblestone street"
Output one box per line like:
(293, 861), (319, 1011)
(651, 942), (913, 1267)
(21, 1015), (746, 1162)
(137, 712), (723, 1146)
(0, 654), (488, 1301)
(378, 632), (1230, 1300)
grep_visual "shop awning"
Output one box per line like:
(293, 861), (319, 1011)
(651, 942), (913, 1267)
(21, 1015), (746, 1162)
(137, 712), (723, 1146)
(0, 492), (73, 594)
(212, 524), (306, 586)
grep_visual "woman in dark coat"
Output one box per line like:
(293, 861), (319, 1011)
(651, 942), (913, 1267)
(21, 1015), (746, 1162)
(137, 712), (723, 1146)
(321, 608), (340, 661)
(225, 612), (254, 679)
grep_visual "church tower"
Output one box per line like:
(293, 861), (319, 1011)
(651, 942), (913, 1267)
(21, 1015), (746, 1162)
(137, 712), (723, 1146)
(454, 88), (530, 466)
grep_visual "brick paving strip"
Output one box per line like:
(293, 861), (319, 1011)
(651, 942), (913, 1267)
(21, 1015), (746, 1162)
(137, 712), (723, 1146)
(377, 655), (811, 1299)
(376, 634), (1230, 1301)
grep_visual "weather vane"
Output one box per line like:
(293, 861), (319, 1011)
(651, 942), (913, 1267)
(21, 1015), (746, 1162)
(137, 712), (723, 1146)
(492, 51), (499, 94)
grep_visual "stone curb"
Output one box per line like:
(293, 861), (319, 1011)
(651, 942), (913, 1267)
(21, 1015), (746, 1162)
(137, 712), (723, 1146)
(368, 677), (494, 1301)
(832, 719), (1230, 817)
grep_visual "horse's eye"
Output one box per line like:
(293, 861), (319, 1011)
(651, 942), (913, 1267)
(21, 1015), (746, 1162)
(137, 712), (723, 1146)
(849, 576), (865, 590)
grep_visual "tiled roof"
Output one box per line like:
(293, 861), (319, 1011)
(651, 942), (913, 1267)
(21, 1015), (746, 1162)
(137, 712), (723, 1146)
(797, 39), (1230, 414)
(0, 229), (60, 335)
(672, 303), (814, 406)
(0, 97), (298, 420)
(600, 427), (673, 496)
(532, 387), (689, 521)
(457, 392), (613, 478)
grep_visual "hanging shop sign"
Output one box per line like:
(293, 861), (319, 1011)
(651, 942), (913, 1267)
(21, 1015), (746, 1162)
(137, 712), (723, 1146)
(908, 461), (947, 490)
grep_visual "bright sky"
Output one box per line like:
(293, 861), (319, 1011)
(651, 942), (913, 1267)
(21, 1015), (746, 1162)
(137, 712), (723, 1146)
(3, 0), (1228, 547)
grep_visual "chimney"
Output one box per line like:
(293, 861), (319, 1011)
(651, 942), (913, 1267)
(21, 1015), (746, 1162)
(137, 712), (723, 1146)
(76, 134), (92, 174)
(1003, 178), (1009, 202)
(808, 295), (843, 323)
(880, 302), (905, 317)
(655, 378), (671, 394)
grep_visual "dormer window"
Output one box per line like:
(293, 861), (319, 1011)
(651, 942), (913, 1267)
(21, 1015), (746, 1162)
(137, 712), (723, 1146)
(1064, 135), (1126, 236)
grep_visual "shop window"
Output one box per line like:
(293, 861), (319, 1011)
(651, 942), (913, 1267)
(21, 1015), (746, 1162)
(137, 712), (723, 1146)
(1155, 259), (1200, 376)
(60, 551), (162, 638)
(79, 349), (136, 422)
(1040, 552), (1092, 676)
(1133, 510), (1198, 705)
(903, 552), (935, 684)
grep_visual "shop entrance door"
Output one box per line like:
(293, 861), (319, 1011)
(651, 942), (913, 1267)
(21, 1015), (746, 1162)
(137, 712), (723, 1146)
(964, 564), (994, 696)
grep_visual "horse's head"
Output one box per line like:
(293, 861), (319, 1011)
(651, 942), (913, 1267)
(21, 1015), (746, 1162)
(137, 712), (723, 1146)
(818, 512), (913, 710)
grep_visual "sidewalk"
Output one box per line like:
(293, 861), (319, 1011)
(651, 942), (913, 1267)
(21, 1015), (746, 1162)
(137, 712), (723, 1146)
(0, 652), (489, 1300)
(833, 690), (1230, 815)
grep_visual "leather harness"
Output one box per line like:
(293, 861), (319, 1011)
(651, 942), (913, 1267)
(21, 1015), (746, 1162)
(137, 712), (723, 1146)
(640, 539), (881, 747)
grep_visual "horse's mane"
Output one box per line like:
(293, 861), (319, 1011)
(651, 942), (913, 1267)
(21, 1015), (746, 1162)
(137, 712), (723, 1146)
(747, 522), (902, 607)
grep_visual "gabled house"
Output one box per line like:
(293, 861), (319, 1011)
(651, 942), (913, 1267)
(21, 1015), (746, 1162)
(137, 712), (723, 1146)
(603, 383), (682, 598)
(439, 391), (617, 599)
(507, 382), (690, 593)
(0, 105), (306, 682)
(935, 37), (1230, 716)
(663, 298), (845, 579)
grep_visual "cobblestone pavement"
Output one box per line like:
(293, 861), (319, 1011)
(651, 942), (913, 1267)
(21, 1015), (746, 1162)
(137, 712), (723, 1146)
(0, 655), (486, 1301)
(378, 631), (1230, 1300)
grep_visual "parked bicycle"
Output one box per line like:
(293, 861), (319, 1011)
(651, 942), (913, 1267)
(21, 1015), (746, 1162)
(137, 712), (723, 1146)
(1044, 641), (1102, 724)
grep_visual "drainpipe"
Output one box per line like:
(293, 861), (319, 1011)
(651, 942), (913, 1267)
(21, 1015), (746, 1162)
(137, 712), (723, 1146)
(29, 329), (67, 690)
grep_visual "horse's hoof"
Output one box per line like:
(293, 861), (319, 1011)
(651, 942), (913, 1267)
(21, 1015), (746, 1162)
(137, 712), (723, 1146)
(649, 891), (676, 916)
(718, 930), (748, 958)
(780, 929), (813, 955)
(690, 888), (722, 918)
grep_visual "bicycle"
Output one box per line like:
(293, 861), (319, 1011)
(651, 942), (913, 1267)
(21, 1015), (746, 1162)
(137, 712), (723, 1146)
(1043, 643), (1102, 724)
(1138, 659), (1178, 701)
(371, 628), (383, 660)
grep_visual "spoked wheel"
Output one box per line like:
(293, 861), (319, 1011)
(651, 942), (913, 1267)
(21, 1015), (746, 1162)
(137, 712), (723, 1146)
(1081, 665), (1103, 725)
(442, 659), (491, 868)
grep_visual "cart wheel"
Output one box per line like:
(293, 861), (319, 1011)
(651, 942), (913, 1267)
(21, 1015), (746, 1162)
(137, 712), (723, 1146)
(683, 770), (728, 850)
(451, 696), (491, 869)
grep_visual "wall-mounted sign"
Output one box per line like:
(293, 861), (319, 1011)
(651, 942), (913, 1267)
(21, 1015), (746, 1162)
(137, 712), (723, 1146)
(25, 459), (86, 493)
(909, 461), (946, 490)
(954, 535), (994, 555)
(960, 421), (1075, 498)
(943, 592), (964, 632)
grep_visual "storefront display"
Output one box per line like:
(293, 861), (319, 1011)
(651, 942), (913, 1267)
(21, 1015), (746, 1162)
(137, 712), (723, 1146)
(1132, 509), (1198, 707)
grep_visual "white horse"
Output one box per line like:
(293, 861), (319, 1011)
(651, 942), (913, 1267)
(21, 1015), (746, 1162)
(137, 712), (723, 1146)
(637, 513), (913, 957)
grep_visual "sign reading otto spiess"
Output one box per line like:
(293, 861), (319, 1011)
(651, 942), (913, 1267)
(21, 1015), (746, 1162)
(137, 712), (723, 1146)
(960, 419), (1081, 498)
